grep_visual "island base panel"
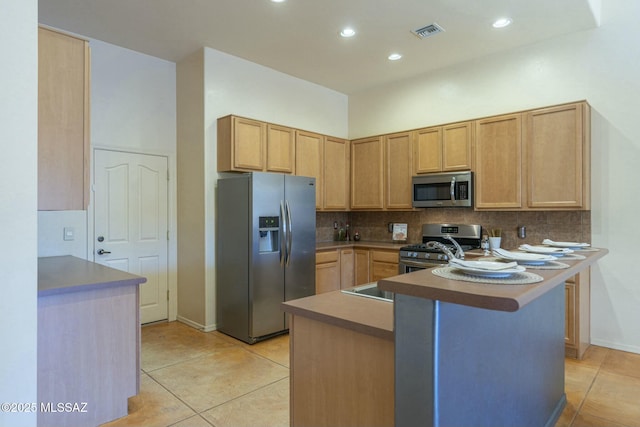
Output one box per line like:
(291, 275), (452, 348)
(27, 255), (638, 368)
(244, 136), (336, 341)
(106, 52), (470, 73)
(395, 285), (566, 427)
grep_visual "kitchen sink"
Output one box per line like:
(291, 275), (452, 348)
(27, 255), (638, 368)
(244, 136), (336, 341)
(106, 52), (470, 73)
(341, 283), (394, 302)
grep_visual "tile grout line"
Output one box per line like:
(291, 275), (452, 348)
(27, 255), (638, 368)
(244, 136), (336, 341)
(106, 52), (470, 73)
(568, 350), (608, 427)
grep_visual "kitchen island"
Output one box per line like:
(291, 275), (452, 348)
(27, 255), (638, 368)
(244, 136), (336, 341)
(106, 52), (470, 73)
(284, 248), (607, 427)
(378, 248), (607, 427)
(38, 256), (146, 427)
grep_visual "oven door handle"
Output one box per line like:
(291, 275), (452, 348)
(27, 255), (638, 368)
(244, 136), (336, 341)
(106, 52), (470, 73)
(450, 176), (456, 205)
(400, 259), (443, 270)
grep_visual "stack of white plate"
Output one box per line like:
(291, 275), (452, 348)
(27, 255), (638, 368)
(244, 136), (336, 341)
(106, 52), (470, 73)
(448, 258), (525, 278)
(492, 248), (557, 265)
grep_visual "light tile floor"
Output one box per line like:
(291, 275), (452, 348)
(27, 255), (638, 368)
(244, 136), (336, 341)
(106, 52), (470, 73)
(102, 321), (640, 427)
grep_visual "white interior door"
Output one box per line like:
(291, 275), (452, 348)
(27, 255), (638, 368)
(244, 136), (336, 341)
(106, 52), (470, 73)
(94, 149), (169, 324)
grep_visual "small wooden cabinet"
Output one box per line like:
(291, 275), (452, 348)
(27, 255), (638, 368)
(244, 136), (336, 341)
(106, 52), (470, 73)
(315, 250), (341, 294)
(474, 113), (523, 209)
(385, 132), (413, 209)
(315, 248), (356, 293)
(267, 124), (295, 173)
(218, 116), (295, 174)
(296, 130), (323, 208)
(38, 27), (90, 210)
(354, 249), (370, 285)
(415, 122), (472, 174)
(323, 137), (350, 211)
(340, 248), (354, 289)
(565, 269), (591, 359)
(351, 136), (384, 209)
(524, 102), (590, 209)
(369, 249), (400, 282)
(217, 115), (266, 172)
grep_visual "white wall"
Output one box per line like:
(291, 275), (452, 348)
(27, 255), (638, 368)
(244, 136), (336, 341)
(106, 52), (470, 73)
(0, 0), (38, 425)
(37, 37), (179, 319)
(349, 0), (640, 353)
(176, 47), (348, 329)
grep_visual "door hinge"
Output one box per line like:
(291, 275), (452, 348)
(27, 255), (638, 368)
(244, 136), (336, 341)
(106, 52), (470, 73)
(167, 230), (170, 241)
(167, 290), (169, 301)
(167, 169), (170, 181)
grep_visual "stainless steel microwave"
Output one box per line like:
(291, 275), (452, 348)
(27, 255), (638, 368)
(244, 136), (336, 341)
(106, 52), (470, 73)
(412, 171), (473, 208)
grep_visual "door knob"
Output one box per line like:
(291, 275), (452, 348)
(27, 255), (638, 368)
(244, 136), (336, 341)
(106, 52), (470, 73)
(97, 249), (111, 255)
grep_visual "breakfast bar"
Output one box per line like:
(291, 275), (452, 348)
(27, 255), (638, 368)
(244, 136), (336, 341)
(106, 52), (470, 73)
(378, 248), (608, 427)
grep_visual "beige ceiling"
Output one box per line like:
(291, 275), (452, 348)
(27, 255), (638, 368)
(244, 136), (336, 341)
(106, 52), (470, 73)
(38, 0), (599, 94)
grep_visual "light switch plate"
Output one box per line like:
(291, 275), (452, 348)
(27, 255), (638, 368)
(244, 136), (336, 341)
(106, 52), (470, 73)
(63, 227), (75, 241)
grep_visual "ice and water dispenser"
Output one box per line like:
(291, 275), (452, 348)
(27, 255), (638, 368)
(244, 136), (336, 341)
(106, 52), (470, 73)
(258, 216), (279, 253)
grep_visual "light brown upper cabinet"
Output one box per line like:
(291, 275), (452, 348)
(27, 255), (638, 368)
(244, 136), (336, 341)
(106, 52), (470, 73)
(385, 132), (413, 209)
(474, 101), (590, 211)
(218, 115), (266, 172)
(524, 102), (590, 209)
(218, 116), (295, 173)
(351, 136), (384, 209)
(295, 130), (323, 208)
(323, 137), (350, 211)
(38, 27), (90, 210)
(474, 114), (523, 209)
(415, 122), (472, 174)
(266, 124), (295, 174)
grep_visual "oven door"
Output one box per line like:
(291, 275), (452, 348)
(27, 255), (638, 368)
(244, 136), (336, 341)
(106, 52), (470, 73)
(399, 259), (441, 274)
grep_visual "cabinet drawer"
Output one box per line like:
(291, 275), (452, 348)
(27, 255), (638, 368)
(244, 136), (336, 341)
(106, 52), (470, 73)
(371, 262), (399, 282)
(316, 250), (339, 264)
(371, 250), (398, 263)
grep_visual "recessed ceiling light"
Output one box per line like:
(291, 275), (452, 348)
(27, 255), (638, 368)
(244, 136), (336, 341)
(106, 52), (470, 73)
(340, 28), (356, 38)
(492, 18), (512, 28)
(388, 53), (402, 61)
(270, 0), (286, 3)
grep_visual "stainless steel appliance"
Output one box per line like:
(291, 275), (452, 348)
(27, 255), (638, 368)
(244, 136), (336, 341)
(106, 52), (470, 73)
(216, 172), (316, 344)
(412, 171), (473, 208)
(399, 223), (482, 272)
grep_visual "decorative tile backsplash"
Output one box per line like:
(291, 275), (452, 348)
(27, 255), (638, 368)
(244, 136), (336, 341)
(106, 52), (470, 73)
(317, 209), (591, 249)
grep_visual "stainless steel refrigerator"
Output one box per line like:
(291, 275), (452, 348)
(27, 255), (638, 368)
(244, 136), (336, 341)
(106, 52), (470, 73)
(216, 172), (316, 344)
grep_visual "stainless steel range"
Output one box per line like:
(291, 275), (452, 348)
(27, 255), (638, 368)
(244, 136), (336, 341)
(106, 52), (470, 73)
(399, 223), (482, 273)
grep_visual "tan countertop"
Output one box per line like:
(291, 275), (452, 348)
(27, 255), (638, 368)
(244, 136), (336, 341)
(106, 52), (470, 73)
(316, 240), (409, 251)
(38, 255), (147, 296)
(378, 249), (608, 312)
(282, 289), (393, 341)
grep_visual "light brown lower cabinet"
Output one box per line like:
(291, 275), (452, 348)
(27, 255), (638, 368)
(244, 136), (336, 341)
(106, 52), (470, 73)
(315, 250), (340, 294)
(565, 268), (591, 359)
(354, 249), (370, 285)
(315, 248), (355, 294)
(289, 315), (393, 427)
(370, 249), (400, 282)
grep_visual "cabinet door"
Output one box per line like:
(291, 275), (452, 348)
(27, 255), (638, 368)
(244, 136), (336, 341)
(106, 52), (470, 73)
(267, 124), (295, 173)
(442, 122), (472, 171)
(415, 127), (442, 174)
(354, 249), (370, 285)
(316, 250), (340, 294)
(229, 116), (265, 171)
(369, 250), (399, 282)
(385, 132), (414, 209)
(340, 249), (355, 289)
(351, 137), (384, 209)
(565, 282), (576, 347)
(38, 27), (90, 210)
(323, 137), (350, 211)
(296, 130), (323, 208)
(524, 103), (589, 209)
(474, 114), (523, 209)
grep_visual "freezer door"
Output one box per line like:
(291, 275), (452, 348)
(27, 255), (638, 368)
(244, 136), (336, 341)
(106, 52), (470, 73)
(250, 173), (286, 338)
(284, 175), (316, 301)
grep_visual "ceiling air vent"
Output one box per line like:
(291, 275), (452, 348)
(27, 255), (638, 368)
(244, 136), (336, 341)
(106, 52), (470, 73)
(411, 23), (445, 39)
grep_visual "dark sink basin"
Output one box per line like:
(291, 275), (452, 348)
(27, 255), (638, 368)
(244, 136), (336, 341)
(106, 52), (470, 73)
(340, 283), (394, 302)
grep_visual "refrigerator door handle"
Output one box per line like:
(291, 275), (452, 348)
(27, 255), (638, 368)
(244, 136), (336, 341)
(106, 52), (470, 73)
(285, 200), (293, 266)
(279, 200), (286, 266)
